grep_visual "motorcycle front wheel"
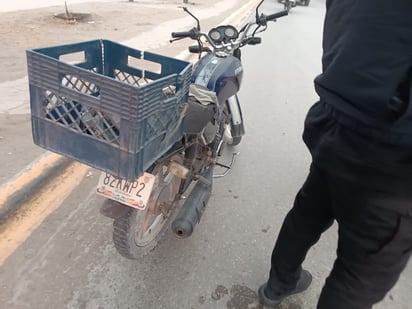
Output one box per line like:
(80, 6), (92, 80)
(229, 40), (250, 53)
(112, 163), (180, 259)
(224, 124), (242, 146)
(285, 2), (292, 12)
(225, 95), (244, 146)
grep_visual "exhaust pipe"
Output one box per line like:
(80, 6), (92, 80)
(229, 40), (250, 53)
(172, 167), (214, 238)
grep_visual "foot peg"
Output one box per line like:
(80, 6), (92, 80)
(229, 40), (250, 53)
(214, 152), (239, 178)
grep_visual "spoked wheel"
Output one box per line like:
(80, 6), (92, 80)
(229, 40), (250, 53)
(112, 162), (181, 259)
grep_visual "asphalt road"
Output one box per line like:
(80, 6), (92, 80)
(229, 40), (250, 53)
(0, 1), (410, 309)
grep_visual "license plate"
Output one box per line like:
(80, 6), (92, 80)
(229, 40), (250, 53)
(96, 172), (155, 210)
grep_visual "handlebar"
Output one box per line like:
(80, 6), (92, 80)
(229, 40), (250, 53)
(171, 31), (192, 38)
(264, 10), (288, 22)
(171, 27), (198, 39)
(170, 10), (288, 52)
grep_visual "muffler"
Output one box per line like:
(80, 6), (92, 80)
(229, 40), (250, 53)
(172, 167), (214, 238)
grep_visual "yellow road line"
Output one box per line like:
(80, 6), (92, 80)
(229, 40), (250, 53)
(0, 161), (89, 266)
(0, 152), (64, 207)
(221, 0), (260, 25)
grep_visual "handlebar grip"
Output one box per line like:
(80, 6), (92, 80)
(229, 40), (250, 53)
(247, 37), (262, 45)
(171, 31), (192, 38)
(266, 10), (288, 21)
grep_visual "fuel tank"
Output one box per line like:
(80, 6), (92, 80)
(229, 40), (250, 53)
(192, 53), (243, 103)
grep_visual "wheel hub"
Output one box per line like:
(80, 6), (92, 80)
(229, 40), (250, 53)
(134, 167), (178, 246)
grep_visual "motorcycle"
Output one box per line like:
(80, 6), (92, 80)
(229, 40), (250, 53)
(278, 0), (310, 12)
(97, 1), (288, 259)
(299, 0), (310, 5)
(284, 0), (296, 12)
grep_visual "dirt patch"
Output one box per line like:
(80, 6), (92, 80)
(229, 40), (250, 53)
(0, 0), (211, 82)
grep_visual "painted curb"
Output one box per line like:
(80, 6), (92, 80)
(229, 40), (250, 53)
(0, 152), (73, 223)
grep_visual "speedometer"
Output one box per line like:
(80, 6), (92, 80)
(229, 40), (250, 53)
(208, 25), (239, 44)
(223, 25), (238, 39)
(209, 28), (223, 42)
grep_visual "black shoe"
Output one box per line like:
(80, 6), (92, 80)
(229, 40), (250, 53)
(258, 269), (312, 308)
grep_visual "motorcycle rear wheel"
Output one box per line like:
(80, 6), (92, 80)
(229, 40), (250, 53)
(112, 163), (180, 259)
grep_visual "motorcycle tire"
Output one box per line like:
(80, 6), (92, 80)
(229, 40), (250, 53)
(231, 136), (242, 146)
(112, 163), (180, 259)
(224, 123), (243, 146)
(285, 2), (292, 12)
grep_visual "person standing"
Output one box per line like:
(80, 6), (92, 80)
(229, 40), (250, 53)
(258, 0), (412, 308)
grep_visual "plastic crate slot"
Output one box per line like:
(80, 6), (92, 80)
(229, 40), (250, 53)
(145, 106), (178, 141)
(113, 69), (148, 86)
(43, 90), (83, 129)
(128, 55), (161, 75)
(59, 51), (86, 65)
(42, 89), (120, 144)
(79, 108), (120, 144)
(162, 85), (177, 99)
(62, 74), (100, 95)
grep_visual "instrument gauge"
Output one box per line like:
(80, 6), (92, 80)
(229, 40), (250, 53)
(209, 28), (223, 42)
(224, 25), (238, 39)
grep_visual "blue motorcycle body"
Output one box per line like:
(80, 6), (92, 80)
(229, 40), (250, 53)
(189, 53), (245, 139)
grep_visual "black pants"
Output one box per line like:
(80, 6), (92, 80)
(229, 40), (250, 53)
(267, 163), (412, 309)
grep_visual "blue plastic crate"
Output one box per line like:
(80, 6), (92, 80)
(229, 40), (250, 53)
(27, 39), (192, 181)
